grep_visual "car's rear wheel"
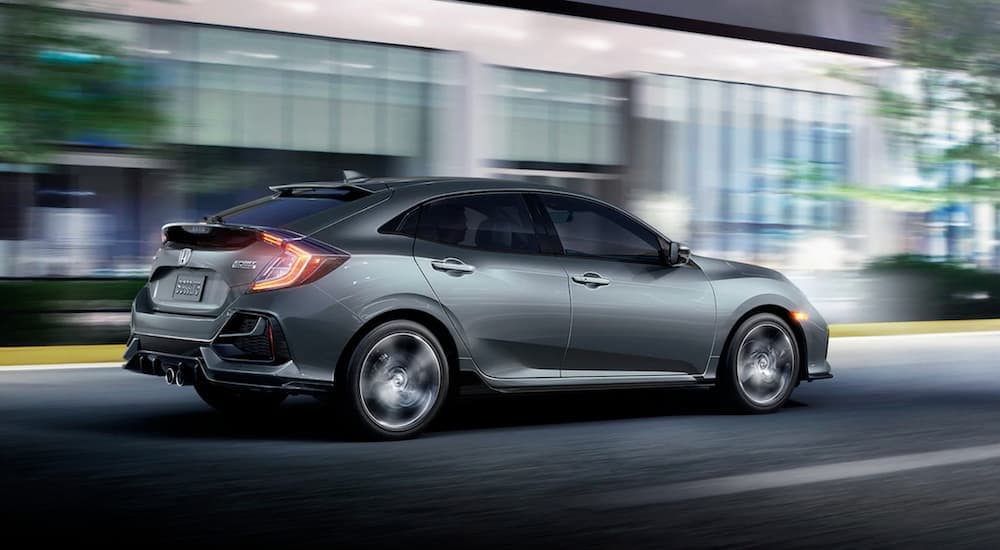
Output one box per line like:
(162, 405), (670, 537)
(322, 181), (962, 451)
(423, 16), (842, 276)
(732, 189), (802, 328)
(719, 312), (799, 413)
(338, 320), (449, 440)
(195, 380), (286, 414)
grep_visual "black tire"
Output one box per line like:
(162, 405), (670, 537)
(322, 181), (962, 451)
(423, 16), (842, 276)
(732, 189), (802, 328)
(337, 320), (450, 440)
(718, 312), (800, 413)
(195, 380), (287, 414)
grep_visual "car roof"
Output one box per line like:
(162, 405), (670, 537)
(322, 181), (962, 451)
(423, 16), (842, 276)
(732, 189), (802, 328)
(354, 176), (573, 196)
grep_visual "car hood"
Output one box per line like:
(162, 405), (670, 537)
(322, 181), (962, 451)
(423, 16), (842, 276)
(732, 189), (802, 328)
(692, 255), (788, 283)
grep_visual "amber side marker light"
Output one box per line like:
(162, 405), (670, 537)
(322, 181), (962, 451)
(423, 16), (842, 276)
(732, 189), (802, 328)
(250, 231), (348, 292)
(791, 311), (809, 322)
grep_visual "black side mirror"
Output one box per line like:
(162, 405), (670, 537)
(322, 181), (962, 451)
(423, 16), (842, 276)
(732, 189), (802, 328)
(666, 241), (691, 266)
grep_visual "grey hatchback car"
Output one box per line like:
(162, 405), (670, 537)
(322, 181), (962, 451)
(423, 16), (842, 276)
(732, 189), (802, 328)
(124, 176), (832, 439)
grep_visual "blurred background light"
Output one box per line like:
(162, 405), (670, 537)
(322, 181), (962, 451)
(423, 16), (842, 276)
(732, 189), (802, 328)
(274, 1), (317, 15)
(383, 13), (424, 28)
(465, 22), (526, 41)
(566, 35), (613, 52)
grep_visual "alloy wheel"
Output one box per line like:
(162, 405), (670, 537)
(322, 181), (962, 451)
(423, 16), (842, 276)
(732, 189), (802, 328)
(358, 331), (442, 431)
(735, 322), (796, 407)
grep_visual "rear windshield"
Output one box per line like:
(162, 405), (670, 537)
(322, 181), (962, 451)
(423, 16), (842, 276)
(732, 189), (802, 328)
(218, 189), (366, 229)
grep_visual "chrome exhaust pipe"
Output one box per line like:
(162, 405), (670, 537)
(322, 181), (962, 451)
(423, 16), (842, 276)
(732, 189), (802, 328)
(164, 367), (176, 385)
(174, 366), (187, 387)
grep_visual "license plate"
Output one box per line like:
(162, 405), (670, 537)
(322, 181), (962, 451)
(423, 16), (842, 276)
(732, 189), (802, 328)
(172, 275), (207, 302)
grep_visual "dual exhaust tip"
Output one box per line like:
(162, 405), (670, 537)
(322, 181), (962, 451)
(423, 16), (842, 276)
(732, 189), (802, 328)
(157, 360), (194, 387)
(138, 356), (196, 386)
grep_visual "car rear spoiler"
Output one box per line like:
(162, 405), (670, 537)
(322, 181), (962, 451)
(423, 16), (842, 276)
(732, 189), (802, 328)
(267, 182), (373, 196)
(268, 170), (373, 196)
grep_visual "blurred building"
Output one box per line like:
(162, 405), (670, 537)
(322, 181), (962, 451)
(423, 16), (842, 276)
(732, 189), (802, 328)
(0, 0), (995, 276)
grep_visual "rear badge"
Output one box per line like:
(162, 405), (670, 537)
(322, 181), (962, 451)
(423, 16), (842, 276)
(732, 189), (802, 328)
(232, 260), (257, 270)
(178, 248), (192, 266)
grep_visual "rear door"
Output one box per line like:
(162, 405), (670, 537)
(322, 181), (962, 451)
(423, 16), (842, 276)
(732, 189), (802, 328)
(412, 192), (570, 379)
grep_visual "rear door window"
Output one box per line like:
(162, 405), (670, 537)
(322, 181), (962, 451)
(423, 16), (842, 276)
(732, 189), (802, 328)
(417, 193), (540, 254)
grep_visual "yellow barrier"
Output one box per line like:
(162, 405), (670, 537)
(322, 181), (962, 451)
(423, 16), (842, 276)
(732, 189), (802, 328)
(1, 319), (998, 366)
(829, 318), (1000, 338)
(0, 344), (125, 366)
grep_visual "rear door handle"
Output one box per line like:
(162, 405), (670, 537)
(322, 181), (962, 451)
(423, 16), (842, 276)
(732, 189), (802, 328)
(431, 257), (476, 274)
(572, 272), (610, 287)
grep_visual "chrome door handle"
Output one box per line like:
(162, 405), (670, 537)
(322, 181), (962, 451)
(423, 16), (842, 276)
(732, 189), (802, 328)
(572, 272), (610, 287)
(431, 257), (476, 274)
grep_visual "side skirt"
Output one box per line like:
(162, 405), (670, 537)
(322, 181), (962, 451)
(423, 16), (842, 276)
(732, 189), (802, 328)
(477, 372), (712, 394)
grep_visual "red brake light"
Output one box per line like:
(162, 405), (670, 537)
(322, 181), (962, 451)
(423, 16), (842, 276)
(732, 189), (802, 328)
(250, 232), (348, 292)
(261, 232), (284, 247)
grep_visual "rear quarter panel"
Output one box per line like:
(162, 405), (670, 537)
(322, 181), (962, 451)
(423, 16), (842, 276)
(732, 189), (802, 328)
(308, 191), (473, 362)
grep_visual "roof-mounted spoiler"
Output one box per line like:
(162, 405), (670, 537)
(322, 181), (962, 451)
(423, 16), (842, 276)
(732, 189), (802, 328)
(268, 170), (371, 195)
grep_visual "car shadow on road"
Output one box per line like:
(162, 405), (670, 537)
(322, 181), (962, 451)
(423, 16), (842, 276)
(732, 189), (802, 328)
(81, 386), (807, 442)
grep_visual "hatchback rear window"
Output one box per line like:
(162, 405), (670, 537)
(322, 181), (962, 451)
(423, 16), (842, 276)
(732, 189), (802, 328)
(218, 189), (366, 229)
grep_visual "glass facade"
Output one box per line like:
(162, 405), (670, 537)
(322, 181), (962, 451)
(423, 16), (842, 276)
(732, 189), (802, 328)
(634, 74), (853, 263)
(921, 106), (980, 261)
(0, 14), (454, 277)
(133, 23), (440, 155)
(488, 67), (625, 167)
(485, 68), (627, 205)
(10, 9), (983, 277)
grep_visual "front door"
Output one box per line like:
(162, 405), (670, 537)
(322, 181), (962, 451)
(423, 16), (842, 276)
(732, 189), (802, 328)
(533, 193), (716, 376)
(413, 192), (570, 379)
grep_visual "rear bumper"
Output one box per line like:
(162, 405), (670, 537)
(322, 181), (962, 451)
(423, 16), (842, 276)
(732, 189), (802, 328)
(127, 282), (363, 389)
(123, 335), (334, 393)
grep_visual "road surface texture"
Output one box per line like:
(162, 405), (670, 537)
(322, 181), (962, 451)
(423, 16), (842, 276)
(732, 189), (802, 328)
(1, 332), (998, 548)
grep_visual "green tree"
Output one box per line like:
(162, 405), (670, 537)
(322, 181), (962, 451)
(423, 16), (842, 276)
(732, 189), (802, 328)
(0, 0), (163, 163)
(795, 0), (999, 211)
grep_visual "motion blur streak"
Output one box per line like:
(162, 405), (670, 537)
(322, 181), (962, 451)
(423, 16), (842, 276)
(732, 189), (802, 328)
(580, 442), (1000, 509)
(3, 332), (1000, 547)
(0, 0), (996, 281)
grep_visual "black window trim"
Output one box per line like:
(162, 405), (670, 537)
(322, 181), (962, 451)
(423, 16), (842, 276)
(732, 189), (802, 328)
(527, 191), (670, 266)
(522, 193), (564, 255)
(378, 207), (421, 237)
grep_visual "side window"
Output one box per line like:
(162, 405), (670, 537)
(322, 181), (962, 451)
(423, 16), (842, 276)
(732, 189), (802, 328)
(417, 193), (540, 254)
(538, 194), (662, 263)
(379, 207), (420, 236)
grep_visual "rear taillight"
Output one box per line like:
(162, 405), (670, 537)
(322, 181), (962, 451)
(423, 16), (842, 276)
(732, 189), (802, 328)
(250, 232), (348, 292)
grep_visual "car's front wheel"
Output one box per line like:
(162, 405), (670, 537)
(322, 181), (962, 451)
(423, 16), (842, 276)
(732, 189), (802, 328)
(194, 380), (286, 414)
(338, 320), (449, 440)
(719, 312), (799, 413)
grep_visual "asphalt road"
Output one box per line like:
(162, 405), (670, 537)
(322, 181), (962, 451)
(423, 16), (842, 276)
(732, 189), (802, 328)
(2, 332), (999, 548)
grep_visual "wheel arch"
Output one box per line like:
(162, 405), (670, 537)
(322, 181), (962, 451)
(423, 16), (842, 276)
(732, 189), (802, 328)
(334, 308), (460, 387)
(718, 305), (809, 382)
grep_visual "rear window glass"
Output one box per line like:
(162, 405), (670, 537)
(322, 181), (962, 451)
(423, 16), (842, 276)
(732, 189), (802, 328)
(222, 198), (346, 227)
(219, 189), (364, 228)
